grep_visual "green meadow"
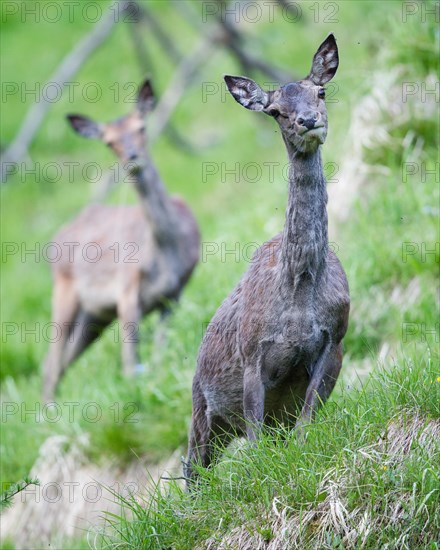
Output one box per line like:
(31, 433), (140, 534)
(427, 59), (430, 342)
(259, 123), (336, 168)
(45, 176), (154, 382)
(1, 1), (438, 548)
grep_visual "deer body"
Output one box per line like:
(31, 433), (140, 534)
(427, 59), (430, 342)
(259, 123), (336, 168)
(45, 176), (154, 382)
(52, 200), (197, 317)
(186, 35), (349, 482)
(43, 80), (199, 402)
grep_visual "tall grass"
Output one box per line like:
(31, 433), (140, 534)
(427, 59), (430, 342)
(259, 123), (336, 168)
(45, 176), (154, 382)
(94, 2), (439, 548)
(1, 1), (438, 548)
(98, 355), (439, 549)
(1, 1), (396, 488)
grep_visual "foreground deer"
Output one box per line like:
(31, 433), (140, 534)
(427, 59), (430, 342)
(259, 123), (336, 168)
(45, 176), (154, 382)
(185, 34), (349, 482)
(43, 79), (200, 402)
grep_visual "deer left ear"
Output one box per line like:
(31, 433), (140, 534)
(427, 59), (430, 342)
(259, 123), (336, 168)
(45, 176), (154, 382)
(224, 75), (269, 111)
(307, 33), (339, 85)
(66, 114), (102, 139)
(137, 78), (155, 113)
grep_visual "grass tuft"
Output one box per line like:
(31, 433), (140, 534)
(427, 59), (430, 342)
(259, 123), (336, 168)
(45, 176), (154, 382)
(95, 357), (440, 549)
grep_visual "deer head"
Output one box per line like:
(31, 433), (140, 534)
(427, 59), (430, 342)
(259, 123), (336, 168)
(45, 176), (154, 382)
(224, 34), (339, 154)
(66, 78), (155, 167)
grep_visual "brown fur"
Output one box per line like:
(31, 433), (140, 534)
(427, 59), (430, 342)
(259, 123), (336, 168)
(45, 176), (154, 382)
(43, 80), (200, 401)
(185, 35), (349, 484)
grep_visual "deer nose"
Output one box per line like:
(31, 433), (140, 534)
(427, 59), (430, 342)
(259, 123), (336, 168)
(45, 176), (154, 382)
(297, 112), (319, 130)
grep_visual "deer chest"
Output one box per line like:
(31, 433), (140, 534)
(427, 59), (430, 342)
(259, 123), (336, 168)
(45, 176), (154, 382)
(258, 318), (325, 389)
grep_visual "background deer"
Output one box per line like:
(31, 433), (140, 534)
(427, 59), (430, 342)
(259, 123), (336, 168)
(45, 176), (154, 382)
(43, 79), (200, 402)
(185, 34), (350, 483)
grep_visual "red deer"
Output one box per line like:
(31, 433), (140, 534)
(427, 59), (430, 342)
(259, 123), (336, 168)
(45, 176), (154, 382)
(43, 79), (200, 402)
(185, 34), (349, 483)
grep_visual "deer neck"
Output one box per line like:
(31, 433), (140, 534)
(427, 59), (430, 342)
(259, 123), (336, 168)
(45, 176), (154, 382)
(130, 155), (177, 247)
(281, 143), (328, 301)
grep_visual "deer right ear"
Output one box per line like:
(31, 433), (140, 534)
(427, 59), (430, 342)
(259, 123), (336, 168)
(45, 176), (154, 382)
(66, 115), (102, 139)
(137, 78), (155, 114)
(307, 33), (339, 85)
(224, 75), (269, 111)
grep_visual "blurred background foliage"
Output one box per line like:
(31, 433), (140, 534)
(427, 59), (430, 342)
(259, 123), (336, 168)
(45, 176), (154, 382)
(0, 1), (438, 546)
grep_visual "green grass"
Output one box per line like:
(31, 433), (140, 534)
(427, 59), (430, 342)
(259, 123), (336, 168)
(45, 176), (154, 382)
(1, 1), (439, 548)
(98, 355), (439, 549)
(93, 3), (439, 548)
(1, 0), (394, 485)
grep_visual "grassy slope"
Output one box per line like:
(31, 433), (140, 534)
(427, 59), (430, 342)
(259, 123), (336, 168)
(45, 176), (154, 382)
(1, 0), (384, 482)
(97, 2), (439, 548)
(102, 357), (439, 549)
(0, 0), (438, 548)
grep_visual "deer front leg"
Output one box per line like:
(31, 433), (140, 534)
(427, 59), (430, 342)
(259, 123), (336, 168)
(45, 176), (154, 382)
(297, 341), (343, 431)
(117, 290), (142, 376)
(243, 366), (265, 441)
(185, 385), (210, 485)
(185, 378), (232, 488)
(43, 274), (79, 402)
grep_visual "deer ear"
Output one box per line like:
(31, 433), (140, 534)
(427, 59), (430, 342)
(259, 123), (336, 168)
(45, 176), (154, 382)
(137, 78), (155, 113)
(307, 33), (339, 85)
(66, 114), (102, 139)
(224, 75), (269, 111)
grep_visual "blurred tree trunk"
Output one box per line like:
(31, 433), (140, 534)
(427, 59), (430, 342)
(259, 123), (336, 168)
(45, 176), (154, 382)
(1, 0), (133, 183)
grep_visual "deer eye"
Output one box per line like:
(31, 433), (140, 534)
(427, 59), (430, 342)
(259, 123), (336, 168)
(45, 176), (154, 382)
(318, 88), (325, 99)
